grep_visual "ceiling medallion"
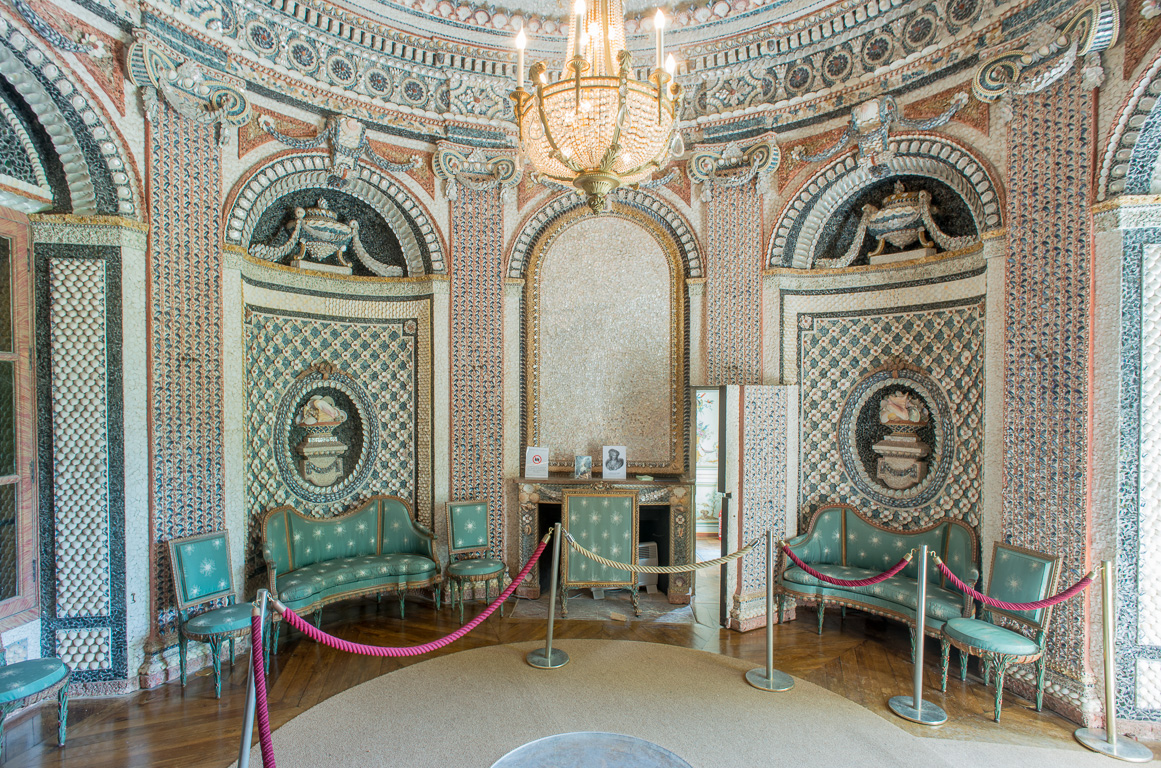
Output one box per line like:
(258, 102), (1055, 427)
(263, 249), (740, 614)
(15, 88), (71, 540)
(509, 1), (684, 214)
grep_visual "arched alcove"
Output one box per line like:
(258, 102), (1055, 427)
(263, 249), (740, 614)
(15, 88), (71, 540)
(523, 204), (687, 475)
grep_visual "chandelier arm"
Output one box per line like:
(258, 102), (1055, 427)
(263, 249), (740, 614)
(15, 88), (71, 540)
(534, 80), (585, 175)
(597, 51), (632, 173)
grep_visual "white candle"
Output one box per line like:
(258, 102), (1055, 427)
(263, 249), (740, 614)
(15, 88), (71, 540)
(654, 9), (665, 70)
(574, 0), (586, 58)
(665, 53), (676, 75)
(515, 27), (526, 90)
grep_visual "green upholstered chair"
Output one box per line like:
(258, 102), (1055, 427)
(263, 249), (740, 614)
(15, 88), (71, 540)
(445, 499), (506, 625)
(938, 542), (1061, 722)
(0, 644), (69, 761)
(560, 491), (639, 617)
(168, 530), (251, 699)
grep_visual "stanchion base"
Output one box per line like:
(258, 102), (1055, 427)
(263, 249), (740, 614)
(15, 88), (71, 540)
(888, 695), (947, 726)
(1074, 728), (1154, 762)
(526, 647), (569, 669)
(745, 667), (794, 692)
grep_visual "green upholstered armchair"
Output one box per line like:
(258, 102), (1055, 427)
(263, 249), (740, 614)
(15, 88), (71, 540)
(0, 643), (69, 761)
(560, 491), (639, 617)
(445, 499), (506, 624)
(168, 530), (251, 699)
(938, 542), (1062, 722)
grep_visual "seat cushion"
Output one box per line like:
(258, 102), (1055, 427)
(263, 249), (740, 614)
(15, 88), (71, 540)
(448, 558), (504, 577)
(783, 565), (964, 622)
(942, 617), (1041, 656)
(276, 554), (437, 603)
(184, 602), (252, 636)
(0, 659), (69, 704)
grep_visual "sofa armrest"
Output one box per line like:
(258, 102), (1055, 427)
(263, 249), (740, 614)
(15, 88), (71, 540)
(262, 548), (279, 597)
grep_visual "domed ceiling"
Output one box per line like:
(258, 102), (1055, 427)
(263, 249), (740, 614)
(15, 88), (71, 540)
(117, 0), (1074, 147)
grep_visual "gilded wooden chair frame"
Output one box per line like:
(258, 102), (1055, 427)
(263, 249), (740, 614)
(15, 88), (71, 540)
(445, 499), (506, 624)
(168, 529), (250, 698)
(262, 494), (442, 658)
(559, 490), (640, 617)
(777, 503), (979, 651)
(938, 541), (1062, 722)
(0, 644), (69, 761)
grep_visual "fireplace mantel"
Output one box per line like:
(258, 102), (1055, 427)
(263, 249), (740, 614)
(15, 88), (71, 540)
(513, 477), (695, 603)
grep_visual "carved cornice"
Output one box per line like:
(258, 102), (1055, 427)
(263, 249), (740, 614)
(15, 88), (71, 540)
(686, 133), (779, 202)
(972, 0), (1119, 103)
(126, 30), (251, 141)
(259, 114), (419, 186)
(432, 141), (522, 203)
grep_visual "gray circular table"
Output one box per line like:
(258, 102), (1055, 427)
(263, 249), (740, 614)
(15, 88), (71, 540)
(490, 732), (693, 768)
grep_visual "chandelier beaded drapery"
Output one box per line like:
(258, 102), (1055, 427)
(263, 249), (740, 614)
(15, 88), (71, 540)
(510, 1), (683, 214)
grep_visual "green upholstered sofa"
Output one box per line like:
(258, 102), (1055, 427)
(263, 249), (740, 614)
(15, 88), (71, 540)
(778, 503), (979, 646)
(261, 494), (441, 650)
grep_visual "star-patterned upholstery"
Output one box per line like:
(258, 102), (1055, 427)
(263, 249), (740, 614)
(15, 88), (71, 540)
(0, 650), (69, 761)
(261, 495), (441, 659)
(445, 500), (506, 624)
(168, 530), (250, 699)
(559, 492), (639, 617)
(938, 542), (1061, 722)
(778, 503), (978, 648)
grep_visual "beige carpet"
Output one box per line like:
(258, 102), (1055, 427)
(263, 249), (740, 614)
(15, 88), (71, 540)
(234, 640), (1138, 768)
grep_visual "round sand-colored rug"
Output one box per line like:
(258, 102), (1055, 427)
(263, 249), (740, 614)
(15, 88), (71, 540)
(235, 640), (1131, 768)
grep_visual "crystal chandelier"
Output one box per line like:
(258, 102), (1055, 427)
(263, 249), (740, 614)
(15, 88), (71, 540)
(510, 2), (684, 214)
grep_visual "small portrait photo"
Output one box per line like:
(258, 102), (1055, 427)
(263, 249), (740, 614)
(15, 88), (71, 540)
(573, 455), (593, 479)
(602, 445), (627, 480)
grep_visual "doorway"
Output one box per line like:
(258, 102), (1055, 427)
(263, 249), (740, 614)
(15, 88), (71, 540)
(692, 388), (723, 627)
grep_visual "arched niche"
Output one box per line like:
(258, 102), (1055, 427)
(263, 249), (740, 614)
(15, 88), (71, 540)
(522, 203), (687, 475)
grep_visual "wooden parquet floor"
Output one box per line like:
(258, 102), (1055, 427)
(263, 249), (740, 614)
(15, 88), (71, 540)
(2, 592), (1143, 768)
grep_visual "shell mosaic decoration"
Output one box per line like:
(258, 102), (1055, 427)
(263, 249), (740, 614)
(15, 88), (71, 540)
(294, 395), (349, 488)
(249, 199), (402, 277)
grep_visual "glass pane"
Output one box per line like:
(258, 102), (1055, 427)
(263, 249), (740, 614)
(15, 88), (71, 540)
(0, 237), (11, 353)
(0, 360), (13, 477)
(0, 483), (16, 601)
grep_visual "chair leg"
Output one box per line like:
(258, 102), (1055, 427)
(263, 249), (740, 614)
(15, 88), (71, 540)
(179, 629), (188, 687)
(939, 636), (951, 692)
(816, 603), (825, 635)
(57, 683), (69, 746)
(497, 578), (504, 618)
(459, 582), (465, 625)
(777, 593), (784, 625)
(264, 617), (274, 675)
(841, 606), (847, 621)
(1035, 656), (1047, 712)
(909, 626), (916, 664)
(229, 638), (235, 666)
(312, 609), (322, 628)
(991, 655), (1011, 723)
(271, 619), (281, 659)
(1, 703), (9, 762)
(434, 584), (441, 611)
(399, 591), (406, 620)
(631, 585), (641, 617)
(959, 649), (969, 682)
(209, 637), (223, 699)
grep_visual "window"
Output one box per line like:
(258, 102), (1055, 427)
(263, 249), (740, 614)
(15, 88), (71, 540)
(0, 207), (36, 628)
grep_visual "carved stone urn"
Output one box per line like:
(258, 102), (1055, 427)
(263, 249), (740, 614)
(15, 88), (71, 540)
(871, 390), (931, 490)
(294, 394), (349, 487)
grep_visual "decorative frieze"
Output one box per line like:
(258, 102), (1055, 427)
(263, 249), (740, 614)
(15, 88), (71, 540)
(259, 115), (419, 186)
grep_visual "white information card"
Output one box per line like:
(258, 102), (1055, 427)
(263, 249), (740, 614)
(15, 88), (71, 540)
(525, 446), (549, 478)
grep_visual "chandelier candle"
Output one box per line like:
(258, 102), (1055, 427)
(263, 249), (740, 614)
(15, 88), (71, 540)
(654, 9), (665, 70)
(515, 27), (525, 91)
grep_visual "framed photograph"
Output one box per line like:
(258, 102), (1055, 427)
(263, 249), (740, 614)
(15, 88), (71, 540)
(573, 455), (593, 479)
(602, 445), (627, 480)
(525, 446), (549, 479)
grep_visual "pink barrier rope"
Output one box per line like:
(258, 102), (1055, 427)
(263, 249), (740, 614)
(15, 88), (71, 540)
(276, 536), (550, 657)
(782, 545), (912, 587)
(250, 613), (277, 768)
(934, 559), (1096, 611)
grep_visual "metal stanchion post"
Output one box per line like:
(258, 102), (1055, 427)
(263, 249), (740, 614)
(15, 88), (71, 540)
(1075, 560), (1153, 762)
(889, 545), (947, 725)
(527, 523), (569, 669)
(237, 589), (269, 768)
(746, 530), (794, 691)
